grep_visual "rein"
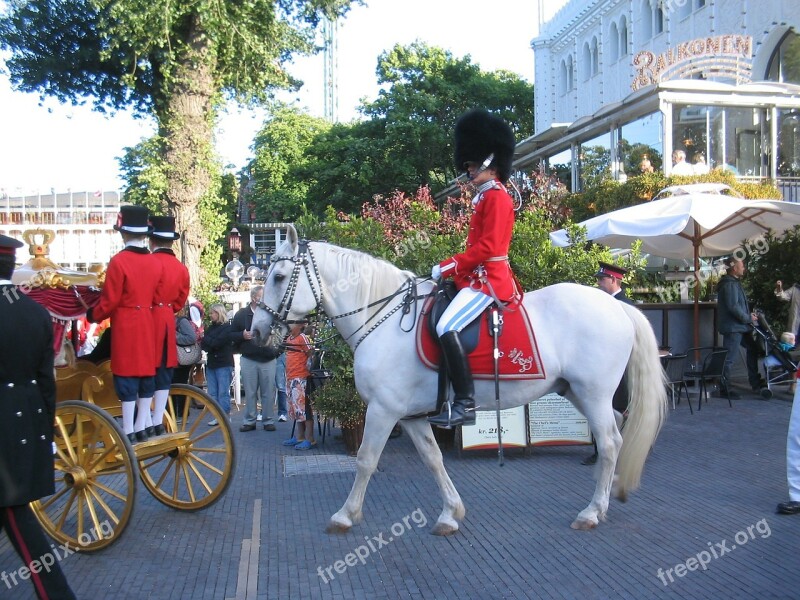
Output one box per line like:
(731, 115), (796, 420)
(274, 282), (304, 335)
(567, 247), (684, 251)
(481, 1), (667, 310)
(262, 240), (430, 351)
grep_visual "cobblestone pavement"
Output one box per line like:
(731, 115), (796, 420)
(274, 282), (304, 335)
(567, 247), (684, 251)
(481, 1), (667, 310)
(2, 371), (799, 599)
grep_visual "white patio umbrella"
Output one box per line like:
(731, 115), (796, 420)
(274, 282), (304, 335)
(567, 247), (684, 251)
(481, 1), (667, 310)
(550, 184), (800, 346)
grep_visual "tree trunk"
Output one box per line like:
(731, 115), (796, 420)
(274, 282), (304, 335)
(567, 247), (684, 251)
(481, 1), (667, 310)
(162, 22), (216, 291)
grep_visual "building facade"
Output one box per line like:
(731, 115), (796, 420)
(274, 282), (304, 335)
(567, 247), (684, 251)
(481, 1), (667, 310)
(0, 191), (124, 269)
(521, 0), (800, 199)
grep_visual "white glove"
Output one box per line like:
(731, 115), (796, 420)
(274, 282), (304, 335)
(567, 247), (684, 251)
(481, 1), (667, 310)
(431, 265), (442, 280)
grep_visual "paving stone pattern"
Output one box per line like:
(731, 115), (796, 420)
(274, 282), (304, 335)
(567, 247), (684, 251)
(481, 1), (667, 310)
(2, 372), (799, 599)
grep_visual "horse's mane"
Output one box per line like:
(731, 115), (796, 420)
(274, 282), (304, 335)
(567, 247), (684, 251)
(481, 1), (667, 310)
(312, 242), (417, 308)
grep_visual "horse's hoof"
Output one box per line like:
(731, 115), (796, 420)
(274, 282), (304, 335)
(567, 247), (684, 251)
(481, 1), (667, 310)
(570, 518), (598, 530)
(431, 521), (459, 536)
(325, 515), (352, 534)
(326, 521), (351, 534)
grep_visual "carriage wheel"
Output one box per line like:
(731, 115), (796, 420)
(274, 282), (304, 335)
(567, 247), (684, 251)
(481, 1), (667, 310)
(138, 384), (235, 511)
(30, 400), (137, 552)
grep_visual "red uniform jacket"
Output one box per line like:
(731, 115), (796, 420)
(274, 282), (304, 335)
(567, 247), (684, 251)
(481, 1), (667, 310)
(439, 181), (518, 301)
(151, 249), (190, 368)
(89, 246), (162, 377)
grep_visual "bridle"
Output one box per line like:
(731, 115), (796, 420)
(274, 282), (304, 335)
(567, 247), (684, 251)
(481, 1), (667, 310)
(259, 239), (428, 350)
(258, 239), (323, 328)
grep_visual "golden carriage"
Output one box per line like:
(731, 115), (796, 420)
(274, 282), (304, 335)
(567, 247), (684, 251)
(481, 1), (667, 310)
(15, 230), (235, 552)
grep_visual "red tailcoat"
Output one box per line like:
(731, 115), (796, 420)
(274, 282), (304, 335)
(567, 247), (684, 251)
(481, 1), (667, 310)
(439, 181), (518, 301)
(89, 246), (162, 377)
(151, 249), (190, 368)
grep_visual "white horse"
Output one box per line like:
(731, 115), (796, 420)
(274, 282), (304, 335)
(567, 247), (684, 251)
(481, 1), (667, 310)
(253, 226), (667, 532)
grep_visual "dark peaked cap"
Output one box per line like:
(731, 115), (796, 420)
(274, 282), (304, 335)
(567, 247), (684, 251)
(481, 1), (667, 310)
(454, 108), (516, 183)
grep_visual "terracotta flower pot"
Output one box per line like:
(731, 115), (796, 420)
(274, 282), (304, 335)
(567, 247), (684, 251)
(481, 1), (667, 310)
(341, 421), (364, 456)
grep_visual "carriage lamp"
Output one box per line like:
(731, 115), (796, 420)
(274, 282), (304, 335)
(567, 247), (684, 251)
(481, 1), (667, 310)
(225, 259), (244, 290)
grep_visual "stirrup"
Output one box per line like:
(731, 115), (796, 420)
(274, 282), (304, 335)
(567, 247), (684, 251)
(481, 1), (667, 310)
(428, 401), (475, 428)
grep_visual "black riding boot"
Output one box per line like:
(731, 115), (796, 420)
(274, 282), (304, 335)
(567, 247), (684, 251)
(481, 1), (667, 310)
(428, 331), (476, 428)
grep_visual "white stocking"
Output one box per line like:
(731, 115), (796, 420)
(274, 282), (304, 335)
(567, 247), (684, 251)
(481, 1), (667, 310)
(134, 397), (152, 433)
(152, 389), (170, 427)
(122, 401), (136, 435)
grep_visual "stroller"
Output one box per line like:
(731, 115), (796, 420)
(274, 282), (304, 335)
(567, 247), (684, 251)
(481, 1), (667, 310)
(752, 310), (798, 398)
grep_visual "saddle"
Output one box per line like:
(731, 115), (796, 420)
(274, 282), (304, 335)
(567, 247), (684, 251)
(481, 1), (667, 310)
(417, 281), (545, 381)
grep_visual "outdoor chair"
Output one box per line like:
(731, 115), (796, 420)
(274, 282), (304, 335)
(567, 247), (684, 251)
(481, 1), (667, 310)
(662, 353), (690, 412)
(683, 346), (729, 411)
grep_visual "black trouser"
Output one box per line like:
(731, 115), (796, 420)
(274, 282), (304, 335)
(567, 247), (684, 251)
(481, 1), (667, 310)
(1, 504), (76, 599)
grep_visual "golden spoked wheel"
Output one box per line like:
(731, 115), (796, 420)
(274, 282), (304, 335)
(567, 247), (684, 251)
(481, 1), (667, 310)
(138, 384), (235, 510)
(31, 400), (137, 553)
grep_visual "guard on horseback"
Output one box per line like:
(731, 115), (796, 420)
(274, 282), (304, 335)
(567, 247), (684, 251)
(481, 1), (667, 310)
(428, 108), (520, 428)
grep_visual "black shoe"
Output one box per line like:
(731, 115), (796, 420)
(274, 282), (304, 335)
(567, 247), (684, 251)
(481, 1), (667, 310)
(127, 432), (137, 444)
(428, 399), (476, 428)
(777, 501), (800, 515)
(239, 423), (256, 432)
(135, 429), (148, 442)
(145, 426), (155, 438)
(152, 424), (165, 436)
(263, 422), (276, 431)
(581, 453), (598, 466)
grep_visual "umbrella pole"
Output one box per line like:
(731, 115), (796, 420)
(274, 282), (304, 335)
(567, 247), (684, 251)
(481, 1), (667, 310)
(694, 248), (700, 350)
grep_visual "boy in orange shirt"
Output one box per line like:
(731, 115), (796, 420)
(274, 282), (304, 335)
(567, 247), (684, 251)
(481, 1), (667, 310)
(281, 320), (316, 450)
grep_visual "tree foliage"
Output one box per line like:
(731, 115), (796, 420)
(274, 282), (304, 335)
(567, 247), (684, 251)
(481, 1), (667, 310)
(249, 104), (330, 221)
(249, 42), (535, 221)
(0, 0), (357, 292)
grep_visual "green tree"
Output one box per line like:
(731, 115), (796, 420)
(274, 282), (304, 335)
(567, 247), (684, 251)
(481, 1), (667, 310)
(362, 42), (534, 191)
(290, 43), (534, 217)
(0, 0), (356, 290)
(248, 104), (330, 222)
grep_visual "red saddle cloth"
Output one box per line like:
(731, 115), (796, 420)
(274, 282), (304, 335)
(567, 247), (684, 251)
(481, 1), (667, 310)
(416, 296), (546, 380)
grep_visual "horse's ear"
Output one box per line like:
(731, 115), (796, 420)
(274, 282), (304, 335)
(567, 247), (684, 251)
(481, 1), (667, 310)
(286, 224), (298, 250)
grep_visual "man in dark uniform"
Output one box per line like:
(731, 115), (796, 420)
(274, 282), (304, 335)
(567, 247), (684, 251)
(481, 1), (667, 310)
(594, 261), (635, 305)
(583, 261), (633, 465)
(148, 216), (190, 435)
(0, 234), (76, 599)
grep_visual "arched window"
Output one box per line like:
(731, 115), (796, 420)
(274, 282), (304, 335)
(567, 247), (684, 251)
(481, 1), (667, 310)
(560, 59), (569, 94)
(609, 22), (619, 63)
(641, 0), (653, 40)
(619, 16), (629, 56)
(766, 29), (800, 85)
(591, 36), (599, 75)
(654, 2), (664, 35)
(583, 42), (592, 81)
(567, 55), (574, 91)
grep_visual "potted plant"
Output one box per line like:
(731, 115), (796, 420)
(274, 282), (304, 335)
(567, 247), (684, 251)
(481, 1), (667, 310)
(312, 374), (366, 455)
(307, 322), (366, 455)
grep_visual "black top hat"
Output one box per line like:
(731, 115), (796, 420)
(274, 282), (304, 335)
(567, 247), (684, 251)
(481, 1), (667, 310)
(593, 261), (628, 280)
(149, 215), (181, 241)
(0, 233), (23, 256)
(454, 108), (516, 183)
(114, 205), (151, 235)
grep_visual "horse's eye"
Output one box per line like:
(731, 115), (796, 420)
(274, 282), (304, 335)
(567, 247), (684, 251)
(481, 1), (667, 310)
(273, 273), (285, 282)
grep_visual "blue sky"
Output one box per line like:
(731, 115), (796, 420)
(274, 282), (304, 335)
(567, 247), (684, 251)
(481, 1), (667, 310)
(0, 0), (546, 196)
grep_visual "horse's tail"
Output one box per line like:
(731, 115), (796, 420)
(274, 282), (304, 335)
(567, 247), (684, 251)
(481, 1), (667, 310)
(614, 304), (668, 501)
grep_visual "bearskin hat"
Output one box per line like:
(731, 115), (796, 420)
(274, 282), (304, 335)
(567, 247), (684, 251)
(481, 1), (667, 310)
(454, 108), (516, 183)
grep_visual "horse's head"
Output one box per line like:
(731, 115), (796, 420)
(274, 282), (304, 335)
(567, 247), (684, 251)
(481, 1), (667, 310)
(251, 225), (321, 347)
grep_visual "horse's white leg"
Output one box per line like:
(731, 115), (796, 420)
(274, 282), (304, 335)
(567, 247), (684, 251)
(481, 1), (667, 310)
(568, 395), (622, 530)
(326, 404), (395, 534)
(401, 419), (465, 535)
